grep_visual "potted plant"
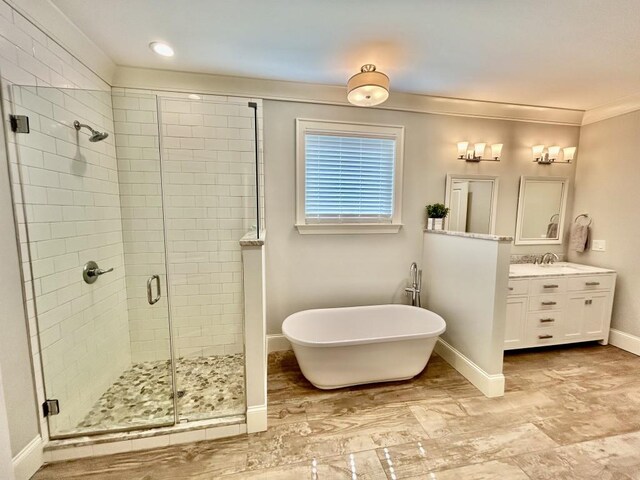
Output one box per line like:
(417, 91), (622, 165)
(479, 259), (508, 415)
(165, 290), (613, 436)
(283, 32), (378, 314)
(426, 203), (449, 230)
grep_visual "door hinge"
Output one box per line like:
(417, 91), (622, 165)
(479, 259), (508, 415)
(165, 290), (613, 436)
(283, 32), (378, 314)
(9, 114), (30, 133)
(42, 399), (60, 417)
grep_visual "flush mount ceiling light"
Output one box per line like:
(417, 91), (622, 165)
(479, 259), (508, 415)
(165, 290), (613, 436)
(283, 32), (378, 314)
(149, 41), (174, 57)
(347, 64), (389, 107)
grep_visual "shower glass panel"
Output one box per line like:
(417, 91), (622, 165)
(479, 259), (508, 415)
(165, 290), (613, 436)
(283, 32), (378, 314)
(157, 96), (254, 421)
(10, 86), (174, 437)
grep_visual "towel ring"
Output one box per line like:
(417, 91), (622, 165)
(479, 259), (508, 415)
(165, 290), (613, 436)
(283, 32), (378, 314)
(549, 213), (560, 223)
(574, 213), (592, 226)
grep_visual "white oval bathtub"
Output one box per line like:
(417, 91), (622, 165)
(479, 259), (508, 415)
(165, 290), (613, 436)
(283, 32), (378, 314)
(282, 304), (446, 389)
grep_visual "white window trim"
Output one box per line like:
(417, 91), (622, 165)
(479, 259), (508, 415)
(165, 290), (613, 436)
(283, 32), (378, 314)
(295, 118), (404, 235)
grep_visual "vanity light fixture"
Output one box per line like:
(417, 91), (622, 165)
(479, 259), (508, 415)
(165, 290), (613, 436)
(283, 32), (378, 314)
(347, 64), (390, 107)
(563, 147), (576, 162)
(532, 144), (577, 164)
(457, 141), (502, 161)
(149, 41), (174, 57)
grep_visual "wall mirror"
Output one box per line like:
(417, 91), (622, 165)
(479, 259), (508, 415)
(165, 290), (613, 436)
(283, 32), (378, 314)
(444, 174), (499, 234)
(515, 176), (569, 245)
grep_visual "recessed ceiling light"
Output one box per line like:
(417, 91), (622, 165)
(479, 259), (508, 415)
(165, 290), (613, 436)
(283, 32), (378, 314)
(149, 42), (174, 57)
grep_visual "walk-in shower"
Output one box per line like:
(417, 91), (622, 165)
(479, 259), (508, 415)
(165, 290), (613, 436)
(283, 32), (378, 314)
(8, 86), (262, 439)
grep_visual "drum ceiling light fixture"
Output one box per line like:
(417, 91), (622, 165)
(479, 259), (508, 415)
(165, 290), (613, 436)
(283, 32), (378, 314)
(347, 64), (390, 107)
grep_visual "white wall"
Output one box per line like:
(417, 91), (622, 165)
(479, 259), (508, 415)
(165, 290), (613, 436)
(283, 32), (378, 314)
(263, 100), (580, 334)
(0, 364), (16, 480)
(112, 89), (171, 362)
(113, 89), (262, 361)
(159, 95), (257, 358)
(569, 109), (640, 338)
(421, 232), (510, 377)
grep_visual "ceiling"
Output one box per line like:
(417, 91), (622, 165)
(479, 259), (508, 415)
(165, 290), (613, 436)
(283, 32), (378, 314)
(52, 0), (640, 110)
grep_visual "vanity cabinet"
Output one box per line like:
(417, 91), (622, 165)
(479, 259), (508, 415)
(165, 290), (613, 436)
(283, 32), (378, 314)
(505, 272), (616, 350)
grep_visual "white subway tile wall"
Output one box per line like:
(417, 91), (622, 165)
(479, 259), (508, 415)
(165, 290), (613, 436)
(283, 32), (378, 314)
(9, 86), (131, 435)
(159, 95), (257, 359)
(0, 2), (114, 440)
(111, 90), (172, 362)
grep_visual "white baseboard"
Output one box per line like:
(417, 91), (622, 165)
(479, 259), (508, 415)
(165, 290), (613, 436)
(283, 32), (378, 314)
(608, 329), (640, 356)
(267, 334), (291, 353)
(434, 339), (505, 398)
(12, 436), (43, 480)
(246, 405), (267, 434)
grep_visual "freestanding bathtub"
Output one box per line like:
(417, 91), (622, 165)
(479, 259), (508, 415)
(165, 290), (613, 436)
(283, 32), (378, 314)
(282, 304), (446, 389)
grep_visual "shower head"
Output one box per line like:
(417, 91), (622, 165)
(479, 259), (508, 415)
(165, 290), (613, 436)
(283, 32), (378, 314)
(73, 120), (109, 142)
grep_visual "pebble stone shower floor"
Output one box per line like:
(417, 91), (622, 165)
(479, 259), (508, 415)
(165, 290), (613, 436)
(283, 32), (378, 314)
(68, 353), (245, 435)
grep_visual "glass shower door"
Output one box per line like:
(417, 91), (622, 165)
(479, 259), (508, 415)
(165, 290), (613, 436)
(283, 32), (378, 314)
(158, 96), (255, 422)
(10, 86), (175, 437)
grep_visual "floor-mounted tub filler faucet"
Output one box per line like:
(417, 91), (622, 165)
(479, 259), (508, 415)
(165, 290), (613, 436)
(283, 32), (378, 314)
(405, 262), (422, 307)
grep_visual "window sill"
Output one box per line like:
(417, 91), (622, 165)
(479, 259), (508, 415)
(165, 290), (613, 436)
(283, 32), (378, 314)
(295, 223), (403, 235)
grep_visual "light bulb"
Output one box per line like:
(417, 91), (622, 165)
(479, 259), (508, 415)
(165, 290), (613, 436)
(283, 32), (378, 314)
(457, 141), (469, 158)
(490, 143), (503, 160)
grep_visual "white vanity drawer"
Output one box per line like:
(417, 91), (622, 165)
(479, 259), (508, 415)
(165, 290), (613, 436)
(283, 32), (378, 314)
(527, 311), (563, 329)
(529, 294), (565, 312)
(508, 279), (529, 296)
(529, 277), (567, 295)
(568, 275), (614, 292)
(526, 326), (561, 346)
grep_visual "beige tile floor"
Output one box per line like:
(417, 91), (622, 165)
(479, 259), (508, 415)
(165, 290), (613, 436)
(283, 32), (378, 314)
(33, 343), (640, 479)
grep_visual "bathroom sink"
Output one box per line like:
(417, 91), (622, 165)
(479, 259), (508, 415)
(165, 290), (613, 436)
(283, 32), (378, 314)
(509, 262), (614, 278)
(537, 263), (585, 273)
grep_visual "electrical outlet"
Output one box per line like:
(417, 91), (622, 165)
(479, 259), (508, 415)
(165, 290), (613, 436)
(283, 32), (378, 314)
(591, 240), (606, 252)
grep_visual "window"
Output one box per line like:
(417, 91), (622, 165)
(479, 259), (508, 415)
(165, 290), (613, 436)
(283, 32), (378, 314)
(296, 119), (404, 234)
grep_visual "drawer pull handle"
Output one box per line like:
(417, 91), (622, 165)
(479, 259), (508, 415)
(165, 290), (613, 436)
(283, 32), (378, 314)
(540, 318), (555, 323)
(538, 334), (554, 339)
(508, 287), (514, 291)
(585, 281), (600, 286)
(541, 301), (557, 306)
(543, 284), (559, 289)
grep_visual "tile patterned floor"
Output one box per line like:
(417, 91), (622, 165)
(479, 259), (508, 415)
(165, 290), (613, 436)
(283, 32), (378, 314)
(66, 354), (245, 435)
(34, 343), (640, 479)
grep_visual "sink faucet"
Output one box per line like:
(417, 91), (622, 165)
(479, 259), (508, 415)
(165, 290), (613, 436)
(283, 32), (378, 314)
(405, 262), (422, 307)
(541, 252), (559, 265)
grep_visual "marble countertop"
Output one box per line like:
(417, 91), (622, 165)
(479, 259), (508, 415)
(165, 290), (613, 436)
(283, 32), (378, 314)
(424, 229), (513, 242)
(509, 262), (616, 279)
(239, 230), (266, 246)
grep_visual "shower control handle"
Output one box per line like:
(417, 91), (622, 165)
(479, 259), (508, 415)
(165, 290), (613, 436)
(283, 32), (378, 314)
(147, 275), (161, 305)
(83, 261), (114, 284)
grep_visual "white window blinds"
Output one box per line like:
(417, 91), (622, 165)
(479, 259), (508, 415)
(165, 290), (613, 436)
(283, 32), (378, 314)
(304, 133), (396, 223)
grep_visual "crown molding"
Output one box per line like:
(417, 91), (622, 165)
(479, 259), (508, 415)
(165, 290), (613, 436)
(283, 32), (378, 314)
(3, 0), (116, 84)
(582, 92), (640, 125)
(113, 66), (584, 126)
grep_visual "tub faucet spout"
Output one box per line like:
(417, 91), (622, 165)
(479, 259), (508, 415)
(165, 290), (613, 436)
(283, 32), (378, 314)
(405, 262), (422, 307)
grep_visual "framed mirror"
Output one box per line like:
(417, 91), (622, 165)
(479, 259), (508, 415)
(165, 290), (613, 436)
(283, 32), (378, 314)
(444, 174), (499, 234)
(515, 176), (569, 245)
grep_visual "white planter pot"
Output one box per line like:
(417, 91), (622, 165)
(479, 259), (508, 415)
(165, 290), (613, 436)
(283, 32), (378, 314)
(427, 218), (444, 230)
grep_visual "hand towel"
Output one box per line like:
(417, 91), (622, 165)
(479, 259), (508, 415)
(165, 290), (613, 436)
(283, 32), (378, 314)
(546, 222), (558, 239)
(570, 223), (589, 253)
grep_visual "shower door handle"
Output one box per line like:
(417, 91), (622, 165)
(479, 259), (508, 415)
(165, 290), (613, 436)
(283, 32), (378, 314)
(147, 275), (161, 305)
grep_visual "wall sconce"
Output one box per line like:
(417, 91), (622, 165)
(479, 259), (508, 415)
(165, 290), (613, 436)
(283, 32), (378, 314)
(457, 141), (502, 162)
(532, 144), (577, 164)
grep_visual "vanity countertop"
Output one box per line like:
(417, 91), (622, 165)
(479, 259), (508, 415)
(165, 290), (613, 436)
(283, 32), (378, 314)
(509, 262), (616, 279)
